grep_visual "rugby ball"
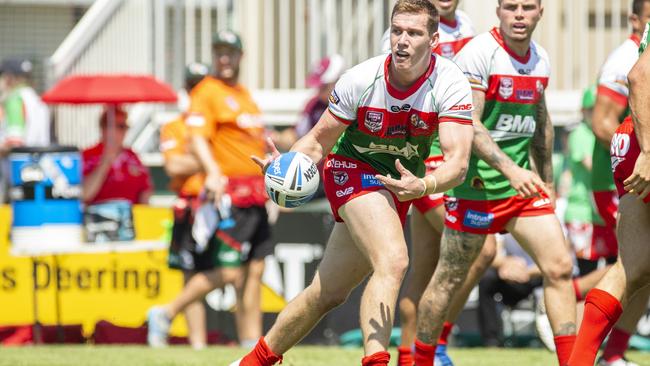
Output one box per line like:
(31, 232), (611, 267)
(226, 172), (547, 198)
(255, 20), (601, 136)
(264, 152), (320, 208)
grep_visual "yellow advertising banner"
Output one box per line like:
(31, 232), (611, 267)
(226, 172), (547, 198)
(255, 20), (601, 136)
(0, 205), (190, 337)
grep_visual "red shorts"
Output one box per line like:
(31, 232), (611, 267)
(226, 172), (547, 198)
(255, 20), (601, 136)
(589, 224), (619, 260)
(443, 194), (555, 234)
(592, 190), (618, 228)
(323, 154), (411, 224)
(412, 156), (445, 214)
(611, 117), (650, 204)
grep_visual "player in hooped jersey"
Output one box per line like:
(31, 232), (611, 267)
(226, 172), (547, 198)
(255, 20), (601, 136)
(568, 21), (650, 366)
(576, 2), (650, 365)
(412, 1), (578, 365)
(230, 1), (474, 365)
(384, 2), (497, 366)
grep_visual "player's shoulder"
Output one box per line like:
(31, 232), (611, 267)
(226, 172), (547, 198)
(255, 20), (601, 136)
(601, 37), (639, 73)
(530, 40), (550, 64)
(455, 9), (474, 28)
(338, 55), (385, 89)
(433, 54), (465, 77)
(458, 31), (498, 55)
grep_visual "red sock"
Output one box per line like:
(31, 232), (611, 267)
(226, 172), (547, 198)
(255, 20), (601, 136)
(554, 335), (576, 366)
(438, 322), (453, 346)
(568, 289), (623, 366)
(414, 339), (436, 366)
(397, 346), (414, 366)
(573, 278), (583, 301)
(361, 351), (390, 366)
(602, 327), (632, 362)
(239, 337), (283, 366)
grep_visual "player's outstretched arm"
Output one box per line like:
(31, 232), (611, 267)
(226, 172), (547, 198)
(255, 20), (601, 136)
(471, 89), (549, 198)
(290, 109), (348, 164)
(624, 49), (650, 198)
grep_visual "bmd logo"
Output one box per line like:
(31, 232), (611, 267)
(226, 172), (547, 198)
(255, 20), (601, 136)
(495, 114), (536, 134)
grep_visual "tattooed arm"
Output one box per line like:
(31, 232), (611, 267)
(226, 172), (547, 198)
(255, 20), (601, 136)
(530, 95), (554, 185)
(471, 89), (550, 198)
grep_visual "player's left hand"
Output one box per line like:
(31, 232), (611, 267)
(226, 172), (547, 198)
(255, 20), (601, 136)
(251, 137), (281, 173)
(375, 159), (426, 202)
(624, 151), (650, 199)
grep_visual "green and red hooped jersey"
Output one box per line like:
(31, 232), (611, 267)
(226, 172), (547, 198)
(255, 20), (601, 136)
(448, 27), (551, 201)
(327, 54), (473, 179)
(592, 34), (640, 192)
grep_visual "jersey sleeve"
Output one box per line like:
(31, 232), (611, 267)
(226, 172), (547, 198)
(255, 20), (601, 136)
(3, 93), (26, 144)
(159, 120), (184, 161)
(187, 88), (213, 138)
(454, 39), (490, 91)
(327, 70), (358, 125)
(597, 50), (631, 107)
(436, 62), (474, 125)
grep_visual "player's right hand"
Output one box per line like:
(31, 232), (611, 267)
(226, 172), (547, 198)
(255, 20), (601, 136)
(203, 172), (227, 207)
(505, 166), (551, 199)
(251, 137), (281, 173)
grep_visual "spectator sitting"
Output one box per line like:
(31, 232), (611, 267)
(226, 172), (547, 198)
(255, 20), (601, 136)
(82, 106), (152, 205)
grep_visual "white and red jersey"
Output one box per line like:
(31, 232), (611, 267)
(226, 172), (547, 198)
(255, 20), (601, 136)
(327, 53), (473, 178)
(379, 10), (475, 59)
(597, 34), (641, 107)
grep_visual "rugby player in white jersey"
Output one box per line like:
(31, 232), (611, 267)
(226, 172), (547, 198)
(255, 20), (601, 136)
(380, 2), (497, 366)
(412, 1), (578, 365)
(229, 1), (474, 365)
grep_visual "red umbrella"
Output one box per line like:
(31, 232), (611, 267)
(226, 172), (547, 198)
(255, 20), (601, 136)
(42, 74), (177, 104)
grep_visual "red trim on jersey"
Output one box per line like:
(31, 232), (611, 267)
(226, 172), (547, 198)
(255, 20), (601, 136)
(439, 116), (473, 125)
(384, 54), (436, 100)
(433, 37), (473, 57)
(440, 16), (458, 28)
(485, 74), (548, 104)
(597, 85), (628, 108)
(490, 27), (531, 64)
(327, 108), (353, 125)
(630, 33), (641, 47)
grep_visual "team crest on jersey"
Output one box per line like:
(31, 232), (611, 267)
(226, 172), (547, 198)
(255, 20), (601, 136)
(365, 111), (384, 133)
(440, 44), (454, 58)
(499, 78), (514, 99)
(410, 114), (428, 130)
(333, 171), (349, 185)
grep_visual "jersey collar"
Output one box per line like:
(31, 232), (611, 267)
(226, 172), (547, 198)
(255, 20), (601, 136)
(440, 15), (458, 29)
(631, 33), (641, 47)
(490, 27), (531, 64)
(384, 53), (436, 100)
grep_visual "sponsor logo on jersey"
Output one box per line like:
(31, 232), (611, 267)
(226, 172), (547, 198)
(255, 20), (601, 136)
(532, 198), (551, 208)
(365, 111), (384, 133)
(494, 114), (536, 135)
(464, 72), (484, 86)
(518, 68), (532, 75)
(515, 89), (535, 101)
(336, 187), (354, 197)
(353, 142), (420, 159)
(499, 77), (514, 99)
(463, 209), (494, 229)
(387, 124), (407, 136)
(445, 212), (458, 224)
(326, 159), (357, 169)
(440, 44), (454, 58)
(361, 174), (383, 188)
(333, 171), (349, 185)
(390, 104), (412, 113)
(611, 132), (631, 169)
(450, 103), (473, 111)
(410, 114), (428, 130)
(329, 90), (340, 105)
(445, 197), (459, 211)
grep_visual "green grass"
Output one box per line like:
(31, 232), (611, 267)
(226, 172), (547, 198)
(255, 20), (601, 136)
(0, 345), (649, 365)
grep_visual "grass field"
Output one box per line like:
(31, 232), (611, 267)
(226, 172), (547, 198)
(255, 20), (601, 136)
(1, 346), (649, 366)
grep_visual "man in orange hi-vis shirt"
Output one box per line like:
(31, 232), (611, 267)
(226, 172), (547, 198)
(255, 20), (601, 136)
(148, 63), (243, 349)
(147, 33), (274, 349)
